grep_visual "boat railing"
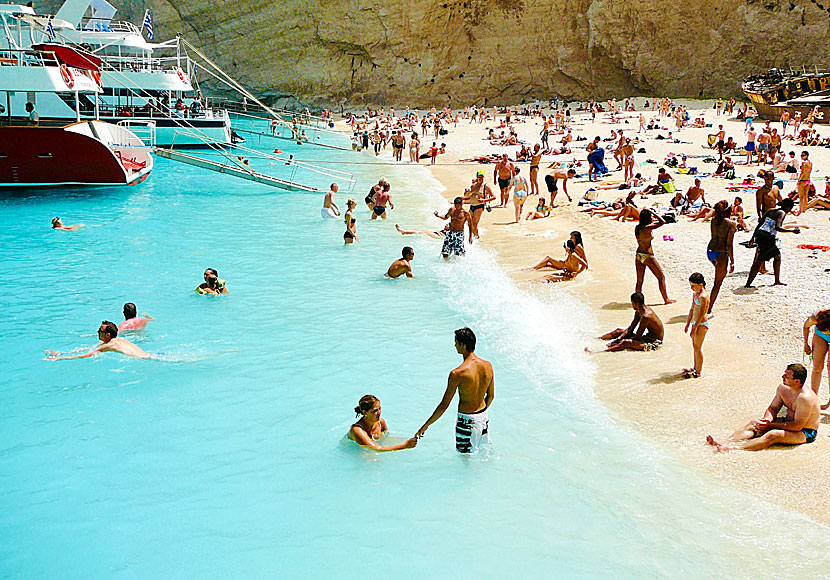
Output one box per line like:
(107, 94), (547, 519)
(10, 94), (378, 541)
(0, 47), (60, 68)
(80, 18), (141, 34)
(95, 54), (191, 75)
(220, 99), (334, 127)
(117, 120), (156, 147)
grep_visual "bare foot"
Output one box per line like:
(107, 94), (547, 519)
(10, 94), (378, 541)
(395, 224), (402, 233)
(772, 281), (787, 286)
(664, 299), (677, 305)
(706, 435), (730, 451)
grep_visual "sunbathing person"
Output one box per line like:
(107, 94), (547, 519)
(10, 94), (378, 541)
(706, 364), (819, 451)
(687, 206), (715, 222)
(802, 178), (830, 211)
(599, 292), (664, 351)
(525, 197), (551, 220)
(527, 239), (588, 278)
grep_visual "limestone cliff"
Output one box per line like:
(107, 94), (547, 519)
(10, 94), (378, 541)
(45, 0), (830, 106)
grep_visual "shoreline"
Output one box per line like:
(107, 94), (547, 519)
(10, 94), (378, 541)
(359, 103), (830, 523)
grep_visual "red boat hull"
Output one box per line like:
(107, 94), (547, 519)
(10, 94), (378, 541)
(0, 126), (136, 186)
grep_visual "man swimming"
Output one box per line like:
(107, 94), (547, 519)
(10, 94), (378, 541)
(415, 327), (494, 453)
(51, 217), (84, 231)
(117, 302), (155, 332)
(599, 292), (664, 351)
(386, 246), (415, 278)
(45, 321), (151, 360)
(706, 364), (819, 451)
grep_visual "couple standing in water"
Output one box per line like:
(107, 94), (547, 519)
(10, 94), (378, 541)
(348, 328), (494, 454)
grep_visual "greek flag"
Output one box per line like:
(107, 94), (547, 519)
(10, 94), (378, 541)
(46, 17), (56, 41)
(142, 9), (153, 40)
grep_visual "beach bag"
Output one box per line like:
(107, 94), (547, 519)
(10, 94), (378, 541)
(662, 211), (677, 223)
(665, 157), (678, 168)
(725, 167), (735, 179)
(439, 128), (448, 135)
(661, 180), (676, 194)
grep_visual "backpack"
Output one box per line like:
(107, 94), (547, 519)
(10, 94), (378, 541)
(725, 167), (736, 179)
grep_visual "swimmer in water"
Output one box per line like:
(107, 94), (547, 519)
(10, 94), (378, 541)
(45, 321), (151, 360)
(347, 395), (418, 452)
(51, 217), (84, 231)
(117, 302), (155, 332)
(395, 223), (448, 239)
(386, 246), (415, 278)
(197, 268), (229, 295)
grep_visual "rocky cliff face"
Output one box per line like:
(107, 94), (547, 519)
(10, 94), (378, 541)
(46, 0), (830, 107)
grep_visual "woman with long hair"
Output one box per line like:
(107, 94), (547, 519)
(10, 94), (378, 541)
(634, 209), (675, 304)
(706, 200), (736, 312)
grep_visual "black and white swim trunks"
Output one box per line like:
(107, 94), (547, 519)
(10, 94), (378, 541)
(456, 408), (490, 453)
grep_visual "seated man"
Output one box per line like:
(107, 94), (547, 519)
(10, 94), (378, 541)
(706, 364), (819, 451)
(599, 292), (664, 351)
(386, 246), (415, 278)
(671, 178), (706, 212)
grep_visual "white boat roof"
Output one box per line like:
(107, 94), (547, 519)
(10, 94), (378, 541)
(787, 90), (830, 105)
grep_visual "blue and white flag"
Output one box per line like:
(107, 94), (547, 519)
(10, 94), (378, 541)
(46, 17), (56, 41)
(142, 9), (153, 40)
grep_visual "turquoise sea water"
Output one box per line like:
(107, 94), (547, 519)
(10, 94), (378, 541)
(2, 129), (830, 579)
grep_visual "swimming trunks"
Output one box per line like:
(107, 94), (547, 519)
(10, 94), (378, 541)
(321, 207), (337, 219)
(755, 231), (780, 261)
(498, 177), (511, 189)
(373, 206), (386, 216)
(470, 203), (485, 213)
(745, 142), (756, 152)
(802, 428), (818, 444)
(530, 165), (539, 170)
(641, 339), (662, 352)
(758, 143), (770, 153)
(441, 229), (465, 257)
(707, 249), (726, 262)
(455, 408), (490, 453)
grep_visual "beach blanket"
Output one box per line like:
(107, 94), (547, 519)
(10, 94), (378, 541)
(588, 148), (608, 174)
(797, 244), (830, 252)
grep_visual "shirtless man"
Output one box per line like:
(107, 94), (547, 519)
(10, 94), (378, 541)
(796, 150), (813, 215)
(780, 110), (790, 136)
(493, 153), (515, 207)
(672, 178), (706, 213)
(463, 171), (496, 236)
(321, 183), (341, 219)
(45, 321), (152, 360)
(586, 136), (601, 181)
(543, 167), (576, 204)
(435, 197), (475, 258)
(745, 126), (757, 165)
(755, 171), (782, 217)
(756, 130), (771, 165)
(415, 327), (494, 454)
(386, 246), (415, 278)
(391, 130), (406, 161)
(599, 292), (664, 352)
(51, 217), (84, 231)
(371, 183), (394, 220)
(529, 144), (543, 195)
(365, 178), (387, 211)
(709, 124), (725, 159)
(706, 364), (819, 451)
(118, 303), (154, 332)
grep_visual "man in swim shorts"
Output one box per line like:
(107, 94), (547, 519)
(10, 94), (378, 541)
(321, 182), (341, 219)
(118, 302), (154, 332)
(600, 292), (664, 351)
(493, 153), (515, 208)
(706, 364), (819, 451)
(415, 327), (494, 453)
(386, 246), (415, 278)
(44, 321), (152, 360)
(544, 168), (576, 204)
(434, 197), (475, 258)
(371, 183), (394, 220)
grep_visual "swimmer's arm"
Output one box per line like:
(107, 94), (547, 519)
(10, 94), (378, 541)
(142, 313), (155, 321)
(45, 343), (104, 360)
(350, 426), (415, 452)
(415, 373), (458, 438)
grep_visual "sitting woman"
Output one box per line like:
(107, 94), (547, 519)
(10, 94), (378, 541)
(525, 196), (551, 220)
(347, 395), (417, 452)
(803, 179), (830, 211)
(530, 240), (589, 283)
(687, 205), (716, 222)
(731, 196), (750, 231)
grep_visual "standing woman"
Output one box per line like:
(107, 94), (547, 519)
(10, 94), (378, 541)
(409, 132), (420, 163)
(634, 209), (675, 304)
(529, 144), (542, 195)
(347, 395), (417, 452)
(510, 167), (529, 223)
(683, 272), (709, 379)
(621, 138), (635, 184)
(706, 200), (736, 313)
(343, 199), (359, 244)
(803, 309), (830, 409)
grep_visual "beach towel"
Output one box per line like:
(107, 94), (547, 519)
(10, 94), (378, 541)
(661, 181), (676, 194)
(797, 244), (830, 252)
(588, 148), (608, 174)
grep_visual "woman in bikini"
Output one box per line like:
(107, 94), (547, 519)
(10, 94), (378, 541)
(634, 209), (675, 304)
(804, 309), (830, 409)
(343, 199), (359, 244)
(529, 144), (543, 195)
(621, 138), (635, 184)
(409, 132), (420, 163)
(529, 240), (588, 283)
(706, 200), (736, 312)
(683, 272), (709, 378)
(510, 166), (530, 223)
(347, 395), (417, 452)
(525, 196), (551, 220)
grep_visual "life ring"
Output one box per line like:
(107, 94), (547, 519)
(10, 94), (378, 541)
(91, 70), (102, 88)
(176, 68), (187, 84)
(60, 63), (74, 88)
